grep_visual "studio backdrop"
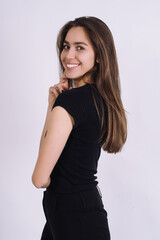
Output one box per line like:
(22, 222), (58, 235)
(0, 0), (160, 239)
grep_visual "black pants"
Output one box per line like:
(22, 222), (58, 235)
(41, 186), (110, 240)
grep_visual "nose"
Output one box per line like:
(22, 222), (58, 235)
(65, 48), (75, 60)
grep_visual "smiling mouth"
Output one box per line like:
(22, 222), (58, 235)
(66, 64), (80, 69)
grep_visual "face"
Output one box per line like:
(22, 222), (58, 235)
(60, 27), (96, 80)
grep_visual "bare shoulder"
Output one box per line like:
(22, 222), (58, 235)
(51, 105), (75, 127)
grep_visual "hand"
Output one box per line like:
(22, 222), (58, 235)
(48, 74), (72, 108)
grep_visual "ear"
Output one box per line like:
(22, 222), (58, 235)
(96, 59), (99, 63)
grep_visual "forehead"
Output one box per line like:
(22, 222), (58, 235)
(64, 26), (91, 44)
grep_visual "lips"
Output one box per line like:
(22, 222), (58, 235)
(66, 63), (80, 69)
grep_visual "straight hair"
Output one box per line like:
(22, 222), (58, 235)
(57, 16), (127, 153)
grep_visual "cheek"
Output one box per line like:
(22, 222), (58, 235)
(82, 52), (95, 64)
(88, 53), (95, 67)
(60, 51), (64, 62)
(60, 52), (65, 67)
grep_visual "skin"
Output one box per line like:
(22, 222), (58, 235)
(32, 27), (96, 188)
(61, 26), (96, 86)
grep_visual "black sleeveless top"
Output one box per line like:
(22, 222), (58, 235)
(48, 83), (103, 194)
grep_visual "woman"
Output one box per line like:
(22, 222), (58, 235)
(32, 16), (127, 240)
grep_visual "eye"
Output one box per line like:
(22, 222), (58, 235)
(77, 46), (85, 51)
(63, 44), (70, 50)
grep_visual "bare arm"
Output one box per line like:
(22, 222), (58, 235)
(32, 106), (74, 188)
(38, 106), (52, 152)
(32, 75), (73, 188)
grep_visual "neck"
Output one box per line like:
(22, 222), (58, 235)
(73, 74), (93, 88)
(74, 79), (86, 88)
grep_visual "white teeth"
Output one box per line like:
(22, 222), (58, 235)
(67, 64), (79, 68)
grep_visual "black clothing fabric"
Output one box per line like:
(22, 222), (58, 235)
(41, 84), (110, 239)
(49, 83), (102, 194)
(41, 187), (110, 240)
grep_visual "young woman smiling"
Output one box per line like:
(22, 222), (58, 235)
(32, 16), (127, 240)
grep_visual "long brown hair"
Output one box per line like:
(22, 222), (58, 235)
(57, 16), (127, 153)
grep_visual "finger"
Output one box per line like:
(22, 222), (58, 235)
(60, 77), (68, 85)
(49, 86), (55, 94)
(54, 83), (65, 93)
(52, 89), (59, 98)
(50, 84), (61, 91)
(60, 71), (68, 83)
(49, 85), (61, 95)
(56, 82), (68, 92)
(54, 86), (61, 94)
(61, 79), (71, 89)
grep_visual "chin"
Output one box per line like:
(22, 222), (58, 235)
(72, 73), (86, 79)
(67, 76), (83, 80)
(65, 70), (85, 79)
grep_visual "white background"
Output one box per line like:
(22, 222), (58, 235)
(1, 0), (160, 239)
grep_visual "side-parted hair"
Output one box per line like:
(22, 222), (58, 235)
(57, 16), (127, 153)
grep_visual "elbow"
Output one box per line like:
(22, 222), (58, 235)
(32, 181), (42, 189)
(32, 174), (50, 189)
(32, 175), (42, 188)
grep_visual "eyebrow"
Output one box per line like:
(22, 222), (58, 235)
(64, 40), (88, 46)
